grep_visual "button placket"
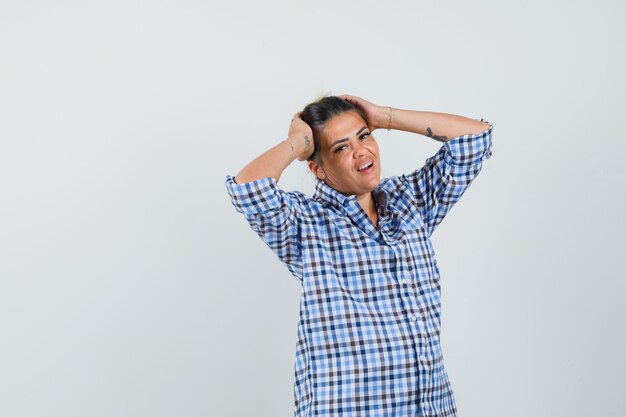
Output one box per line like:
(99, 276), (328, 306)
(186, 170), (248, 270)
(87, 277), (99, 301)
(391, 242), (427, 337)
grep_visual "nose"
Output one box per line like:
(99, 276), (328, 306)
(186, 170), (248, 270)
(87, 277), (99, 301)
(353, 141), (367, 158)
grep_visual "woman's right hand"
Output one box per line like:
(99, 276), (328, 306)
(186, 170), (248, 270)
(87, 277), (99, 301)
(287, 111), (314, 161)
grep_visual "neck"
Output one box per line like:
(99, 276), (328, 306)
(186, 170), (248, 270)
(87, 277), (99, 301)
(356, 192), (376, 215)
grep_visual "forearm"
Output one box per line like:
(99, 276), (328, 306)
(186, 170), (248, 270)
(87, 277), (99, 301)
(234, 139), (296, 184)
(387, 108), (490, 142)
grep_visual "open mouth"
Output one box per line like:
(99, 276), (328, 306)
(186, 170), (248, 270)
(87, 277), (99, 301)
(357, 161), (374, 173)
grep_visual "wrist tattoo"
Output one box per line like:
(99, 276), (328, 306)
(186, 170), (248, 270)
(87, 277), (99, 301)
(426, 127), (447, 142)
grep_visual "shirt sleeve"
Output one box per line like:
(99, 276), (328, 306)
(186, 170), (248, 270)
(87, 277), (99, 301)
(399, 118), (494, 237)
(224, 174), (304, 281)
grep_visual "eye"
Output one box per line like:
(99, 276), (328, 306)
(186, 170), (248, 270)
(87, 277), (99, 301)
(360, 132), (370, 140)
(334, 145), (347, 153)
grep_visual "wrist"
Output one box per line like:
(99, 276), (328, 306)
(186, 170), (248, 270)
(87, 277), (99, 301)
(288, 133), (311, 158)
(282, 138), (298, 161)
(373, 106), (392, 131)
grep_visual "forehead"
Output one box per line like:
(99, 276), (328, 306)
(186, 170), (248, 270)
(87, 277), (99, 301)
(321, 111), (367, 146)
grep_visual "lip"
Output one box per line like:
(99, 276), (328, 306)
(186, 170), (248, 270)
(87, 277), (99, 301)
(356, 159), (375, 173)
(355, 159), (374, 172)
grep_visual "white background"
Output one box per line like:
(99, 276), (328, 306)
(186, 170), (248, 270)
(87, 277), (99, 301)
(1, 1), (625, 416)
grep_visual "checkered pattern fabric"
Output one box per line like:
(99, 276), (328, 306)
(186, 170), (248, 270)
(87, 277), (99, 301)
(225, 119), (493, 417)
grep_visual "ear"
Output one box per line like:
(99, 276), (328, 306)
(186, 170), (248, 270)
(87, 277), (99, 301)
(307, 160), (325, 180)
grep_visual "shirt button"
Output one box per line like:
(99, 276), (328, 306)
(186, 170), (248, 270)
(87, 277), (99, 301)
(411, 314), (418, 321)
(402, 278), (409, 285)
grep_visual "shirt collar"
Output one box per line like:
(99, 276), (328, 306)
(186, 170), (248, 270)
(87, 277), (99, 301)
(312, 178), (392, 216)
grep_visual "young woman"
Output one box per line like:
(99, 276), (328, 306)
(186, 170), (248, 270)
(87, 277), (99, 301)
(225, 95), (494, 417)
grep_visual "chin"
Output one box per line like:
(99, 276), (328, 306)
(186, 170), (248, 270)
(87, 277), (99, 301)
(365, 177), (381, 190)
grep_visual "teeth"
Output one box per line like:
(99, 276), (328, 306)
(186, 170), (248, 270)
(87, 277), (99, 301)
(358, 162), (373, 171)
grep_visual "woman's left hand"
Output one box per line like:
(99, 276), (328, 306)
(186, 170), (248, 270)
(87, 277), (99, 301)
(338, 94), (388, 131)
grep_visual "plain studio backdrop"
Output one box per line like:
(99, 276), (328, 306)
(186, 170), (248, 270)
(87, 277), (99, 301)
(1, 0), (624, 416)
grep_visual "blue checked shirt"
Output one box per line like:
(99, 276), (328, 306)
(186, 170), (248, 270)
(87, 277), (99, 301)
(225, 119), (493, 417)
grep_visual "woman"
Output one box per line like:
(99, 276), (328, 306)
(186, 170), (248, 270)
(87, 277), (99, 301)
(224, 95), (494, 417)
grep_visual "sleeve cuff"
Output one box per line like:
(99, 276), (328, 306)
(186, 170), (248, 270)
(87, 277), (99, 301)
(224, 175), (285, 215)
(443, 118), (493, 166)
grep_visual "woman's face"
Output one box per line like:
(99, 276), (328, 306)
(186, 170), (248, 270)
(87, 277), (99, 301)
(307, 111), (381, 197)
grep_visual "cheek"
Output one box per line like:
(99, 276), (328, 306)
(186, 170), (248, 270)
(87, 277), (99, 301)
(325, 157), (346, 173)
(332, 160), (353, 176)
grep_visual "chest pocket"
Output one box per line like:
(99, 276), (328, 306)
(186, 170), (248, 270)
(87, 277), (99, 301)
(385, 187), (427, 234)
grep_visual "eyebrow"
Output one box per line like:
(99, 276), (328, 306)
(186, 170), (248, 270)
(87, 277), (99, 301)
(329, 126), (368, 150)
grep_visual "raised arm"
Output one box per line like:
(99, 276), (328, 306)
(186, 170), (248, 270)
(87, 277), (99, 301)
(400, 119), (493, 237)
(385, 108), (490, 142)
(225, 111), (315, 281)
(338, 94), (489, 142)
(234, 112), (314, 184)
